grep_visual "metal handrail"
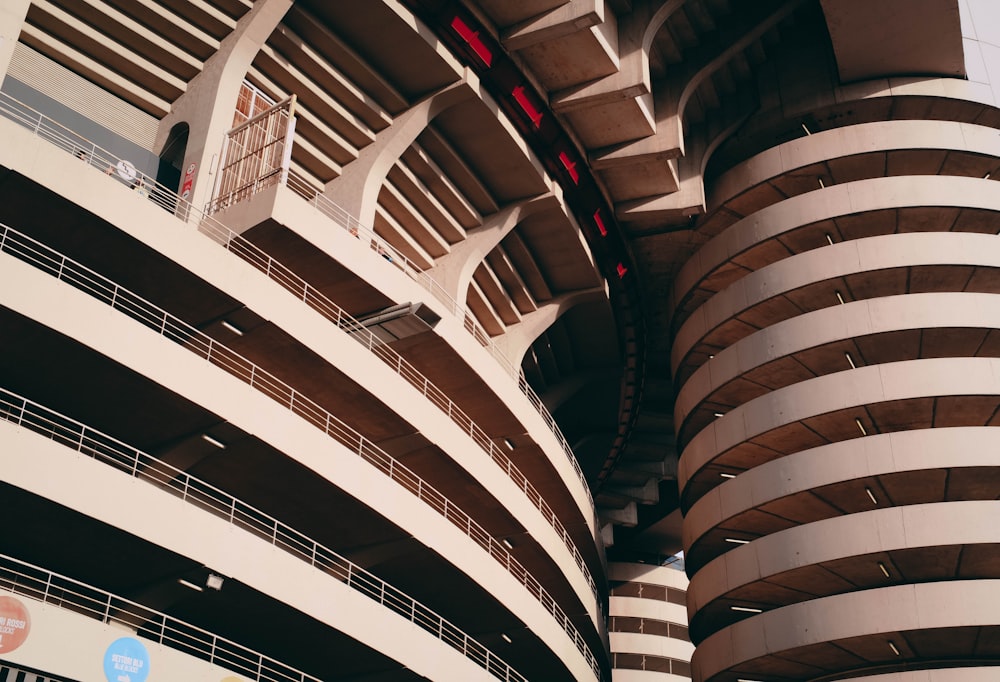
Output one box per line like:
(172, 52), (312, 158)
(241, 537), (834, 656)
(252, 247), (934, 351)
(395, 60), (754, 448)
(281, 172), (593, 497)
(0, 89), (598, 552)
(194, 214), (598, 603)
(0, 223), (602, 681)
(0, 549), (522, 682)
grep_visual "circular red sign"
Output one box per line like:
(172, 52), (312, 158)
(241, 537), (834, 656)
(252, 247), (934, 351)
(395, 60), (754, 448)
(0, 596), (30, 653)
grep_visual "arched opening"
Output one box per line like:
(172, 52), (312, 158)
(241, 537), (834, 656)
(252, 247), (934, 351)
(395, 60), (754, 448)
(156, 122), (189, 210)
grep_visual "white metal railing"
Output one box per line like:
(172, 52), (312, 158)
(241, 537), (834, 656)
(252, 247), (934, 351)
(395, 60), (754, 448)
(194, 216), (599, 605)
(0, 548), (522, 682)
(282, 171), (586, 487)
(0, 224), (603, 681)
(241, 168), (595, 509)
(0, 90), (600, 594)
(0, 88), (596, 520)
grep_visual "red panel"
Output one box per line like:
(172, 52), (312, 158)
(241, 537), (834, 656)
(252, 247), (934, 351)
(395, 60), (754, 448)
(512, 85), (543, 128)
(594, 209), (608, 236)
(450, 16), (493, 66)
(558, 151), (580, 184)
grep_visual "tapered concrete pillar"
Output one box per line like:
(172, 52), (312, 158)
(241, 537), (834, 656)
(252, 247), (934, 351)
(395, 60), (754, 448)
(155, 0), (293, 211)
(431, 193), (560, 302)
(323, 76), (477, 231)
(498, 287), (607, 366)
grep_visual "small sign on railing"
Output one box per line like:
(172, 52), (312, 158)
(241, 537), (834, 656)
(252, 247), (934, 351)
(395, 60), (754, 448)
(181, 162), (196, 200)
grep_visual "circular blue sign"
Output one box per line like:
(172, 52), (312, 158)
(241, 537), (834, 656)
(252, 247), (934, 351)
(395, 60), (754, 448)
(103, 636), (150, 682)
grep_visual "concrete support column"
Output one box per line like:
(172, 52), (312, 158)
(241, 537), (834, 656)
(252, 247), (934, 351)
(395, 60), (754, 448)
(154, 0), (293, 211)
(616, 100), (750, 224)
(324, 75), (477, 231)
(609, 0), (802, 223)
(431, 193), (559, 301)
(497, 287), (607, 366)
(0, 0), (30, 87)
(502, 0), (605, 51)
(550, 0), (685, 116)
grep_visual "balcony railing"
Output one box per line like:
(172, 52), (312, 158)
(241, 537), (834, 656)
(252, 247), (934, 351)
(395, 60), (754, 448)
(0, 90), (599, 593)
(193, 219), (599, 606)
(0, 550), (522, 682)
(0, 223), (603, 681)
(0, 89), (596, 520)
(280, 174), (584, 467)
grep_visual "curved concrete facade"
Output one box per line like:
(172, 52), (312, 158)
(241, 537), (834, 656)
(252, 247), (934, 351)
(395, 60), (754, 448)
(674, 293), (1000, 444)
(692, 580), (1000, 681)
(4, 1), (1000, 681)
(674, 3), (1000, 678)
(672, 232), (1000, 377)
(608, 562), (694, 680)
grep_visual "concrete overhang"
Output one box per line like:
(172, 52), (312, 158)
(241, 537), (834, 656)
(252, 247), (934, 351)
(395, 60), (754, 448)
(820, 0), (965, 83)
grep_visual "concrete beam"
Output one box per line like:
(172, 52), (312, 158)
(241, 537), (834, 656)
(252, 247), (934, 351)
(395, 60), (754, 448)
(503, 0), (605, 51)
(598, 501), (638, 527)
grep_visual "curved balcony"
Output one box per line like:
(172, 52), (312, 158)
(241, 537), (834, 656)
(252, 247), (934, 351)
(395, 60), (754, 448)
(687, 500), (1000, 640)
(671, 231), (1000, 385)
(691, 579), (1000, 681)
(705, 119), (1000, 238)
(674, 172), (1000, 343)
(674, 292), (1000, 446)
(0, 223), (603, 680)
(680, 356), (1000, 509)
(6, 87), (594, 500)
(682, 427), (1000, 574)
(0, 88), (599, 558)
(0, 551), (513, 682)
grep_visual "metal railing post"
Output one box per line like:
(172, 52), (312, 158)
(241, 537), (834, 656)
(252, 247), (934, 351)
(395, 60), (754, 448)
(0, 105), (608, 656)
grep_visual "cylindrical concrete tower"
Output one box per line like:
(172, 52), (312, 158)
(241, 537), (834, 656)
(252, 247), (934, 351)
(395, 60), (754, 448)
(609, 560), (693, 680)
(675, 2), (1000, 679)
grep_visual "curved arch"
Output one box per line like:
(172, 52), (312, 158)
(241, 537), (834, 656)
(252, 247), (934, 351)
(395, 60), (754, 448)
(671, 0), (806, 136)
(642, 0), (691, 57)
(323, 80), (476, 229)
(501, 286), (609, 367)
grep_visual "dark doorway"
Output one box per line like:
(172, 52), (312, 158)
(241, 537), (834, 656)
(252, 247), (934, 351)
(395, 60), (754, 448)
(156, 122), (189, 211)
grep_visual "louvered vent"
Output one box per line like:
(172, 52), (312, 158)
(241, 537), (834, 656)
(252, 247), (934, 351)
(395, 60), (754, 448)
(7, 42), (158, 150)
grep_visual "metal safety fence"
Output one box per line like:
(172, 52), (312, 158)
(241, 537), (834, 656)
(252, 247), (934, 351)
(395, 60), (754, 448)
(0, 550), (522, 682)
(0, 224), (602, 681)
(0, 88), (598, 533)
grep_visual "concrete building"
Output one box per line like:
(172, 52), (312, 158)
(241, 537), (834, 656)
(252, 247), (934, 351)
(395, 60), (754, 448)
(0, 0), (997, 681)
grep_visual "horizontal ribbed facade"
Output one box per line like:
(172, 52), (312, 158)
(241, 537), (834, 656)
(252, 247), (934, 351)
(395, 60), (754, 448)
(1, 1), (998, 681)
